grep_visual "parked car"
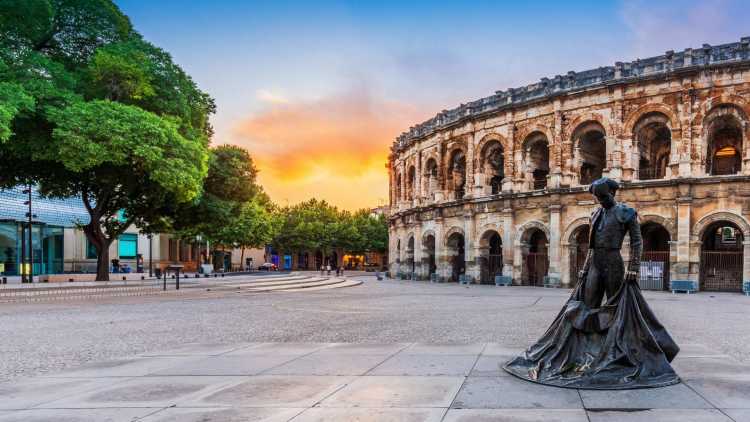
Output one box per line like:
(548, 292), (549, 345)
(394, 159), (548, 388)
(258, 262), (278, 271)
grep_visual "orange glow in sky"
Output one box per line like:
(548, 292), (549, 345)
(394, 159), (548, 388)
(229, 87), (429, 210)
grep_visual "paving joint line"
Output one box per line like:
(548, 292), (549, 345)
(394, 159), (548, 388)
(362, 342), (415, 376)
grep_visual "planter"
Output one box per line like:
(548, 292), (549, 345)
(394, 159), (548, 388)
(494, 275), (512, 286)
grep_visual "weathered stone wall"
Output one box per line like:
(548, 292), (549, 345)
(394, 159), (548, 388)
(388, 39), (750, 291)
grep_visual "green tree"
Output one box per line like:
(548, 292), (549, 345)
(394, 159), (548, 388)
(219, 199), (278, 267)
(0, 0), (213, 280)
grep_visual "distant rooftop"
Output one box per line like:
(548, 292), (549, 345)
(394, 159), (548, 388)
(394, 37), (750, 151)
(0, 186), (90, 227)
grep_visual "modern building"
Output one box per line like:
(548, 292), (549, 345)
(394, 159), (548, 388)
(0, 186), (262, 279)
(388, 38), (750, 292)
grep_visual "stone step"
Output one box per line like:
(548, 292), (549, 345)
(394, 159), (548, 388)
(281, 279), (363, 292)
(244, 278), (352, 292)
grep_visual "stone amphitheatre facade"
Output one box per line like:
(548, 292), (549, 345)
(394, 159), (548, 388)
(388, 38), (750, 292)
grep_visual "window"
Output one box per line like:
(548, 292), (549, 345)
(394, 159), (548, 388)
(86, 240), (98, 259)
(118, 233), (138, 259)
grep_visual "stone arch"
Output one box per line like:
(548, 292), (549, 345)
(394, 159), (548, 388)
(571, 120), (608, 185)
(444, 226), (466, 246)
(516, 123), (554, 149)
(477, 224), (503, 246)
(445, 147), (467, 199)
(421, 230), (437, 279)
(516, 220), (550, 286)
(522, 130), (550, 189)
(476, 136), (506, 195)
(564, 112), (613, 141)
(477, 228), (503, 284)
(640, 214), (677, 241)
(562, 216), (591, 244)
(406, 165), (416, 200)
(624, 103), (679, 138)
(702, 103), (748, 175)
(632, 112), (673, 180)
(692, 211), (750, 241)
(562, 216), (591, 287)
(695, 211), (748, 292)
(516, 220), (551, 245)
(475, 132), (509, 165)
(697, 94), (750, 124)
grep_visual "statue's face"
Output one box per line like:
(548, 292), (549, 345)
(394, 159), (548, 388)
(592, 182), (616, 208)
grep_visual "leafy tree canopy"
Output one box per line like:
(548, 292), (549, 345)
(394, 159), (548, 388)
(0, 0), (214, 280)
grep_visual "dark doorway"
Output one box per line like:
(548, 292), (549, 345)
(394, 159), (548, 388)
(700, 221), (743, 292)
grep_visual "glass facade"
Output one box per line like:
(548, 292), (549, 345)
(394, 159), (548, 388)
(0, 186), (86, 276)
(0, 222), (63, 276)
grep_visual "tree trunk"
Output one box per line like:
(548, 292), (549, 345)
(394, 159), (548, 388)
(240, 247), (246, 270)
(96, 246), (110, 282)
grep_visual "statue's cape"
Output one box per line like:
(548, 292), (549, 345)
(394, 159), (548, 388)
(503, 277), (680, 390)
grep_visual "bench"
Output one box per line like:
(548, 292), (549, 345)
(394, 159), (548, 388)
(743, 281), (750, 296)
(458, 274), (470, 285)
(494, 275), (512, 286)
(670, 279), (698, 294)
(543, 276), (561, 288)
(430, 273), (439, 283)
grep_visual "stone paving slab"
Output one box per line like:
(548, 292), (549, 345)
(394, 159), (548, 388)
(291, 407), (445, 422)
(1, 342), (749, 421)
(442, 409), (589, 422)
(319, 375), (464, 408)
(369, 354), (478, 376)
(0, 408), (157, 422)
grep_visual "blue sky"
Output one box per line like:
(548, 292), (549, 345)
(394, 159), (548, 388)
(115, 0), (750, 209)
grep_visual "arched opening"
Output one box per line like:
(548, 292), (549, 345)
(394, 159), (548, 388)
(422, 234), (436, 279)
(447, 149), (467, 200)
(446, 232), (465, 282)
(524, 132), (549, 190)
(522, 228), (549, 286)
(424, 158), (438, 199)
(574, 122), (607, 185)
(640, 222), (671, 290)
(705, 106), (744, 176)
(395, 239), (401, 269)
(315, 250), (323, 269)
(635, 113), (671, 180)
(568, 224), (590, 285)
(406, 166), (416, 201)
(700, 221), (744, 292)
(478, 230), (503, 284)
(395, 173), (402, 204)
(405, 236), (415, 277)
(480, 141), (504, 194)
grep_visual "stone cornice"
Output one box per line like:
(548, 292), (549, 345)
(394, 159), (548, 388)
(393, 38), (750, 152)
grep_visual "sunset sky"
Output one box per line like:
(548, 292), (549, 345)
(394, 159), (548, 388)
(116, 0), (748, 210)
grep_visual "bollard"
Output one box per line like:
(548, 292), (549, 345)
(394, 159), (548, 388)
(176, 270), (180, 290)
(163, 271), (167, 291)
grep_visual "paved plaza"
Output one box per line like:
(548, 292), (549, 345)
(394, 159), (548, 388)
(2, 276), (750, 421)
(2, 341), (750, 421)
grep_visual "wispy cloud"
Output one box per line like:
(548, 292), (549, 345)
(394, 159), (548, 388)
(229, 85), (429, 210)
(255, 89), (289, 105)
(619, 0), (745, 57)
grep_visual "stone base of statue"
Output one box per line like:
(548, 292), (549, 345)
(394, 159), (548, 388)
(503, 276), (680, 390)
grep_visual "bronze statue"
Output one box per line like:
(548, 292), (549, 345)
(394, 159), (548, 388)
(504, 177), (680, 389)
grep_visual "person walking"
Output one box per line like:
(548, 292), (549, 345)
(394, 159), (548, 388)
(326, 264), (331, 276)
(320, 265), (324, 276)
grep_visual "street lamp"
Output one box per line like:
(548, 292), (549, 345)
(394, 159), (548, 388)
(148, 234), (153, 277)
(22, 185), (37, 283)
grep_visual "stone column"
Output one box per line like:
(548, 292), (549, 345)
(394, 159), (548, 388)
(674, 191), (695, 284)
(548, 203), (562, 284)
(464, 211), (478, 283)
(413, 225), (423, 279)
(502, 207), (514, 279)
(560, 241), (572, 287)
(743, 240), (750, 286)
(434, 217), (445, 282)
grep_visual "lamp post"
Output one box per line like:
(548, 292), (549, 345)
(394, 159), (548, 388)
(148, 234), (153, 277)
(22, 185), (37, 283)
